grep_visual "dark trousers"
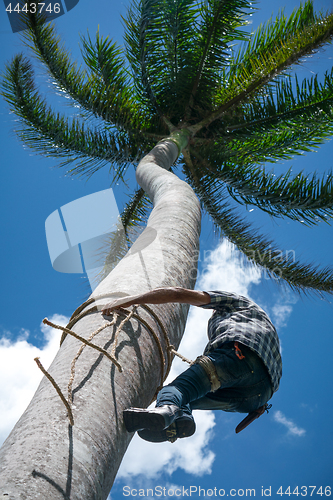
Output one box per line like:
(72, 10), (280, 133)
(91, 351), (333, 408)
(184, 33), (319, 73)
(157, 342), (273, 414)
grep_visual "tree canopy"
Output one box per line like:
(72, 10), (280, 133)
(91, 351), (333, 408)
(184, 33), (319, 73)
(2, 0), (333, 295)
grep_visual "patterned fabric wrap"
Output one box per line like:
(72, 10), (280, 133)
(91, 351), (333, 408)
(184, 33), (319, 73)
(200, 291), (282, 393)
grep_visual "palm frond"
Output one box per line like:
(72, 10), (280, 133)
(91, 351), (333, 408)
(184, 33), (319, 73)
(188, 146), (333, 225)
(182, 150), (333, 296)
(196, 1), (333, 130)
(184, 0), (252, 119)
(197, 68), (333, 168)
(80, 29), (128, 92)
(195, 156), (333, 225)
(19, 5), (150, 133)
(97, 187), (153, 283)
(215, 70), (333, 157)
(120, 187), (153, 235)
(123, 0), (166, 117)
(227, 70), (333, 135)
(80, 29), (154, 132)
(0, 55), (146, 179)
(94, 220), (130, 284)
(123, 0), (200, 124)
(123, 0), (252, 124)
(208, 113), (333, 166)
(223, 167), (333, 225)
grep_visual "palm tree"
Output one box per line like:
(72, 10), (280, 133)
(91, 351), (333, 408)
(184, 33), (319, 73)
(1, 0), (333, 498)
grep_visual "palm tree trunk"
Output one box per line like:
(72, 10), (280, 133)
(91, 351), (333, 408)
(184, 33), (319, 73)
(0, 138), (201, 499)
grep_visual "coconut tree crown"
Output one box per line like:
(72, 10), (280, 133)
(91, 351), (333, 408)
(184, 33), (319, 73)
(2, 0), (333, 295)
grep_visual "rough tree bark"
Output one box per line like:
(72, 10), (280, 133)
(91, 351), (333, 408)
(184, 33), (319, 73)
(0, 135), (201, 500)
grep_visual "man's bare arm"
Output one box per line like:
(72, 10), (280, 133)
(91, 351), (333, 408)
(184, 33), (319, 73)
(101, 287), (210, 315)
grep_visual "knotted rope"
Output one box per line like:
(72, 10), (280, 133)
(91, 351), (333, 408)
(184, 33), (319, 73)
(35, 294), (193, 425)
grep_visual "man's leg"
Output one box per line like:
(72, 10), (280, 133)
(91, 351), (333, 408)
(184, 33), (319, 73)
(194, 343), (273, 414)
(123, 359), (216, 441)
(132, 363), (212, 442)
(156, 362), (212, 411)
(124, 342), (272, 441)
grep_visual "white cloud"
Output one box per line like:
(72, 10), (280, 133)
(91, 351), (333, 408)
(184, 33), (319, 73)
(273, 410), (306, 436)
(0, 314), (68, 447)
(271, 303), (293, 329)
(197, 240), (262, 295)
(270, 290), (298, 330)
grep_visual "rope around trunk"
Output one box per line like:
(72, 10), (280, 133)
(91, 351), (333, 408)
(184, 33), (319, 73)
(35, 294), (193, 425)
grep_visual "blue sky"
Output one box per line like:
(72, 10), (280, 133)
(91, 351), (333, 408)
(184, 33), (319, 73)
(0, 0), (333, 499)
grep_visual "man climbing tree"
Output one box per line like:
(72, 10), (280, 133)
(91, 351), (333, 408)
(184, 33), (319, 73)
(1, 0), (333, 497)
(102, 287), (281, 442)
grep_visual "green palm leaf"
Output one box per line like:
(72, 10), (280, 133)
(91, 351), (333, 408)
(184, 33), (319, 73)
(123, 0), (200, 124)
(182, 150), (333, 296)
(215, 71), (333, 161)
(123, 0), (166, 117)
(195, 1), (333, 131)
(184, 0), (252, 120)
(123, 0), (252, 124)
(187, 146), (333, 225)
(229, 71), (333, 132)
(222, 167), (333, 225)
(1, 55), (146, 179)
(120, 187), (153, 235)
(20, 4), (154, 134)
(97, 187), (153, 282)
